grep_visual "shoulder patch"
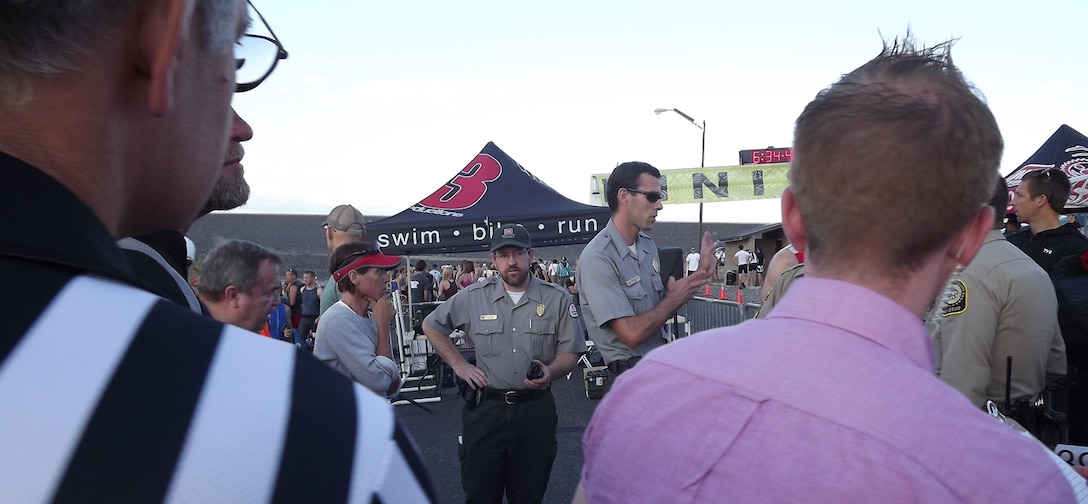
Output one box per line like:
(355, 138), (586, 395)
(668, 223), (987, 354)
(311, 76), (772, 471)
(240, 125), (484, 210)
(939, 279), (968, 317)
(568, 303), (579, 318)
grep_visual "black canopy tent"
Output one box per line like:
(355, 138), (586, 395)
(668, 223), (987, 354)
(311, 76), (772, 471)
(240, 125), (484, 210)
(369, 142), (612, 255)
(1005, 124), (1088, 213)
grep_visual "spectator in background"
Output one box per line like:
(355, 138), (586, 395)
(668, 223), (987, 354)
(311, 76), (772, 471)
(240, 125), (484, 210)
(1008, 168), (1088, 272)
(297, 270), (321, 339)
(751, 247), (766, 287)
(196, 240), (282, 333)
(314, 242), (402, 397)
(734, 245), (752, 289)
(437, 266), (459, 301)
(685, 246), (700, 277)
(458, 260), (477, 288)
(409, 259), (433, 304)
(319, 204), (369, 315)
(558, 256), (573, 286)
(429, 263), (442, 286)
(284, 268), (303, 328)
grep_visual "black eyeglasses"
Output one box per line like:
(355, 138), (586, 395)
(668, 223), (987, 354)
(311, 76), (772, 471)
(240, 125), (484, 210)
(625, 187), (665, 203)
(235, 1), (288, 93)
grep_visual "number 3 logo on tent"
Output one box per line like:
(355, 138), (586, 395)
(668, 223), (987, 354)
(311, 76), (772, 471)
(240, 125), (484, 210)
(419, 154), (502, 210)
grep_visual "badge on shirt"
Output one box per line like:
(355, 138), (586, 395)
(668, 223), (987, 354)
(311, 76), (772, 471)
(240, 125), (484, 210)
(625, 275), (640, 287)
(652, 259), (660, 273)
(939, 279), (967, 317)
(480, 314), (498, 321)
(568, 303), (579, 318)
(536, 304), (545, 317)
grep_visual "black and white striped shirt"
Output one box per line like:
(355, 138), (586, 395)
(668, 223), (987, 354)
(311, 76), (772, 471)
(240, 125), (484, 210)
(0, 153), (435, 503)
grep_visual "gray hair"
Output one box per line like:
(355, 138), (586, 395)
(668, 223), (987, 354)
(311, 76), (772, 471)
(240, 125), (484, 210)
(195, 239), (281, 302)
(0, 0), (238, 105)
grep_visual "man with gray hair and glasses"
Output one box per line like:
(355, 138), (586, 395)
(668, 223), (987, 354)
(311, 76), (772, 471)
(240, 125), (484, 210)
(196, 239), (284, 333)
(0, 1), (434, 501)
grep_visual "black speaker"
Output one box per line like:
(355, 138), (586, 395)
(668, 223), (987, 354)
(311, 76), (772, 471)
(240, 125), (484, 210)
(658, 247), (684, 284)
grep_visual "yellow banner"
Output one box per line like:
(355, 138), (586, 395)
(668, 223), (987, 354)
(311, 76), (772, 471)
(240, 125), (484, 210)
(591, 163), (789, 205)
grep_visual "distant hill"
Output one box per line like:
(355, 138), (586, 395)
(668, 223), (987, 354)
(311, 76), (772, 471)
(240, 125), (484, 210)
(187, 213), (783, 276)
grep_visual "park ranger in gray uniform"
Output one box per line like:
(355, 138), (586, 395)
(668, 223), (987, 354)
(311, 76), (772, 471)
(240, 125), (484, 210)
(927, 178), (1067, 408)
(578, 162), (713, 379)
(423, 223), (584, 504)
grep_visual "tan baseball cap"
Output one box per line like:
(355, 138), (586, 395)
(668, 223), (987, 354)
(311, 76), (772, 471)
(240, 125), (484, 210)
(324, 204), (366, 237)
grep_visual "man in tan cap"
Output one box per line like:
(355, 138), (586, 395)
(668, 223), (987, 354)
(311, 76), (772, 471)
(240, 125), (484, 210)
(319, 204), (369, 315)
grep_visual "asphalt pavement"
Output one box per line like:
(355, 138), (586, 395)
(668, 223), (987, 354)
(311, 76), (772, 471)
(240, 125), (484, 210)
(394, 365), (601, 504)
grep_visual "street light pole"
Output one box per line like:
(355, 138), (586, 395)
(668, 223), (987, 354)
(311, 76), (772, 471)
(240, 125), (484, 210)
(654, 108), (706, 242)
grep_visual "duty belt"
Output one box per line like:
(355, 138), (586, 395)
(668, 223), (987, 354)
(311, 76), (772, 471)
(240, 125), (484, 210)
(607, 356), (642, 376)
(484, 388), (546, 405)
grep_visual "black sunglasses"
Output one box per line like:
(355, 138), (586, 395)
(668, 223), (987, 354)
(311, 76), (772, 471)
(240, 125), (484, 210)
(336, 242), (382, 265)
(235, 1), (288, 93)
(625, 187), (665, 203)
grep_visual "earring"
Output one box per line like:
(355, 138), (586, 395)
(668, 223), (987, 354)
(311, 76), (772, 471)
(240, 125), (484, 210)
(952, 263), (965, 276)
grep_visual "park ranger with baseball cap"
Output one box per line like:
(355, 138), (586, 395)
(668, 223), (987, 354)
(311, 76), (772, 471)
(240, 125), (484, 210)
(423, 223), (586, 503)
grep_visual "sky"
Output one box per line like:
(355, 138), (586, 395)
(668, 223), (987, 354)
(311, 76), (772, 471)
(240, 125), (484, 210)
(231, 0), (1087, 224)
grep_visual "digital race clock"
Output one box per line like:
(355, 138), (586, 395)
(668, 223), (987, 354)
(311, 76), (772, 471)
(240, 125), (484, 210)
(739, 147), (792, 165)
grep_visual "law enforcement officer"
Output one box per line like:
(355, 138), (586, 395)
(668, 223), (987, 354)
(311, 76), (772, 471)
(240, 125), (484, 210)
(927, 177), (1067, 410)
(577, 162), (714, 381)
(423, 223), (585, 504)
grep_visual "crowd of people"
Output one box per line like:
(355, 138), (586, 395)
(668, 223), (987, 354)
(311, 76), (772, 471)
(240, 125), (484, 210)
(3, 1), (1086, 502)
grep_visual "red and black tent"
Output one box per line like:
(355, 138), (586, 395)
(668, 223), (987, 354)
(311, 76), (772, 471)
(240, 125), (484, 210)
(368, 142), (611, 255)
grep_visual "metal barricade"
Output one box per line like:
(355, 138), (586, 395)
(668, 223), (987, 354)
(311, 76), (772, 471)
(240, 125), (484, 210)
(680, 298), (745, 334)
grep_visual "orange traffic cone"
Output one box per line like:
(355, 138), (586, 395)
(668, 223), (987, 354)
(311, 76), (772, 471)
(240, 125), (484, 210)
(719, 285), (726, 300)
(735, 288), (743, 304)
(704, 284), (711, 297)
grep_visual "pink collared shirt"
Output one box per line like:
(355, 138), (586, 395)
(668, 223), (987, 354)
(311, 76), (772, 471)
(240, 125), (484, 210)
(581, 277), (1075, 503)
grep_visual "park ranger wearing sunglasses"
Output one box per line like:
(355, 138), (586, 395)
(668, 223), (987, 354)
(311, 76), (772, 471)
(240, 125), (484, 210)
(576, 162), (715, 391)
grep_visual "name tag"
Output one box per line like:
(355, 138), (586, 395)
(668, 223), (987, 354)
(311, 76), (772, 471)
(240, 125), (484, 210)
(480, 314), (498, 321)
(625, 276), (640, 287)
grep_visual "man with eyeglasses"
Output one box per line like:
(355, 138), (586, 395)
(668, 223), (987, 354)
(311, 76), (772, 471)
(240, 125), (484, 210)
(423, 223), (585, 504)
(196, 239), (283, 332)
(119, 0), (285, 314)
(577, 162), (715, 387)
(1007, 168), (1088, 272)
(0, 1), (434, 502)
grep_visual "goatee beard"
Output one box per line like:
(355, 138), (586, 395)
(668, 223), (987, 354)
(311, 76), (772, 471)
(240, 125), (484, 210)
(200, 177), (250, 216)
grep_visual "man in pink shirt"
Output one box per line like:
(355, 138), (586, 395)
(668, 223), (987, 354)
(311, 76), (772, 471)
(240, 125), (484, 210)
(577, 35), (1081, 503)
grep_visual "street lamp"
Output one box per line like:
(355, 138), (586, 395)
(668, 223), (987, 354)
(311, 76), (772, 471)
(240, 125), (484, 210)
(655, 107), (706, 240)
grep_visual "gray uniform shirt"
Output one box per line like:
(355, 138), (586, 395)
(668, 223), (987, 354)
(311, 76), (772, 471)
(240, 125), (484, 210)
(577, 219), (667, 364)
(424, 275), (585, 390)
(928, 230), (1068, 407)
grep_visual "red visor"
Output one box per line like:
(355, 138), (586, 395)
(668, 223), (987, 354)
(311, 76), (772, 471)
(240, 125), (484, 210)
(331, 250), (402, 281)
